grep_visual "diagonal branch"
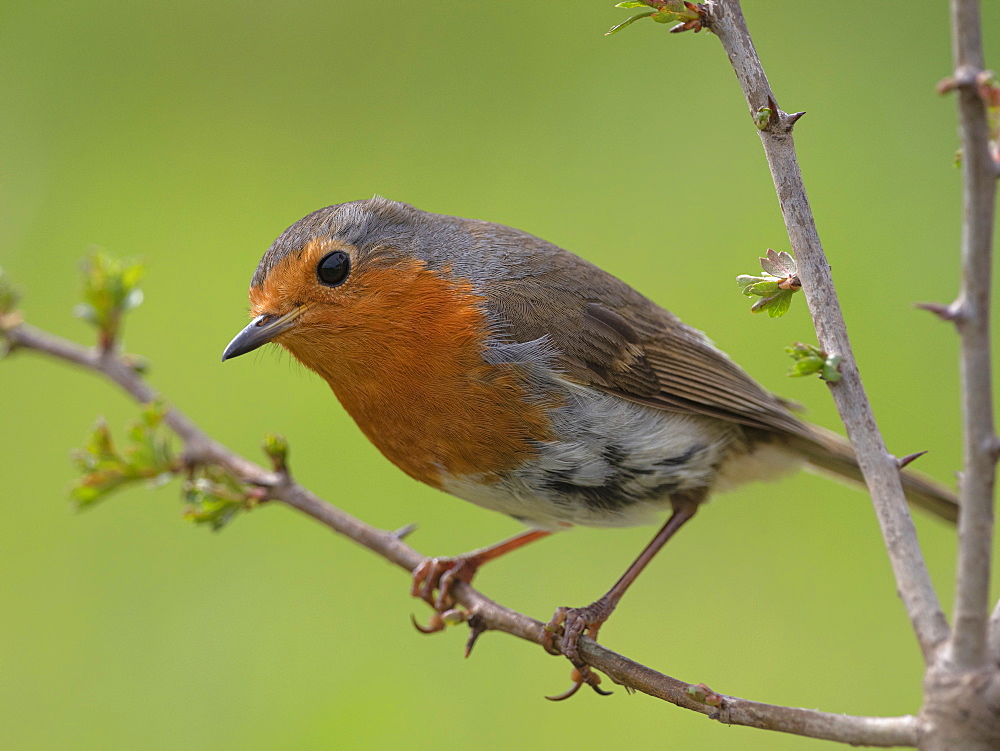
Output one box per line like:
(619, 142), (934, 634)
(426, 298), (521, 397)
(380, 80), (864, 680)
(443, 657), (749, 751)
(704, 0), (950, 661)
(0, 319), (921, 748)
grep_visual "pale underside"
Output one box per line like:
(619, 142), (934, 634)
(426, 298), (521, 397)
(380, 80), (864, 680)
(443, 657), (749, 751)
(440, 375), (802, 531)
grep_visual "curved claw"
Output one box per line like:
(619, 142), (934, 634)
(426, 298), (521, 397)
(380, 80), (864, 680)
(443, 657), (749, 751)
(545, 680), (585, 702)
(589, 681), (613, 697)
(410, 612), (446, 634)
(545, 667), (612, 701)
(542, 600), (618, 700)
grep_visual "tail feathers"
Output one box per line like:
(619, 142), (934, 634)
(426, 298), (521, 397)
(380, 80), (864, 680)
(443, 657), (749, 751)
(787, 426), (958, 524)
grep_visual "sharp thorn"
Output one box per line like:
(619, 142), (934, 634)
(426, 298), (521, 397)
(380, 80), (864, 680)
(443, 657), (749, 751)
(785, 110), (806, 127)
(464, 614), (487, 658)
(936, 76), (957, 95)
(915, 301), (964, 322)
(393, 522), (418, 539)
(898, 450), (929, 469)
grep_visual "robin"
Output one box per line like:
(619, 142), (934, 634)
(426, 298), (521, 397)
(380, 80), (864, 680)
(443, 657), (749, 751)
(222, 197), (957, 697)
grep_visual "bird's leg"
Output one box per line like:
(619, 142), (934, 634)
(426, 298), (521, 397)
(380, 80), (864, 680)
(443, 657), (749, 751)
(411, 529), (551, 612)
(544, 497), (699, 698)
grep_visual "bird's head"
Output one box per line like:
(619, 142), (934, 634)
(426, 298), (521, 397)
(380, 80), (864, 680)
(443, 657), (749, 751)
(222, 198), (500, 386)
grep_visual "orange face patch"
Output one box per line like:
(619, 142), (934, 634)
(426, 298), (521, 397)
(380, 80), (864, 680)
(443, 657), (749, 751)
(249, 238), (350, 320)
(249, 241), (555, 487)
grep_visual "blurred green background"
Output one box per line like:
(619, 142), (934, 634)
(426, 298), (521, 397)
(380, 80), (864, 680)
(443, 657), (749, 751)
(3, 1), (999, 748)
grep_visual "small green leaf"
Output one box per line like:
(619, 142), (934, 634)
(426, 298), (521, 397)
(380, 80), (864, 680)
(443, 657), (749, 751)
(736, 250), (800, 317)
(69, 405), (178, 508)
(651, 9), (688, 25)
(76, 251), (146, 348)
(605, 10), (655, 35)
(749, 289), (794, 316)
(68, 404), (261, 530)
(786, 342), (842, 381)
(760, 249), (797, 278)
(745, 280), (781, 297)
(605, 1), (701, 36)
(765, 290), (793, 317)
(182, 466), (260, 531)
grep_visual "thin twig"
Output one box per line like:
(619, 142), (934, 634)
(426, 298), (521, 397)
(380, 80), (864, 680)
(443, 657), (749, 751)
(946, 0), (998, 674)
(705, 0), (950, 661)
(1, 320), (922, 748)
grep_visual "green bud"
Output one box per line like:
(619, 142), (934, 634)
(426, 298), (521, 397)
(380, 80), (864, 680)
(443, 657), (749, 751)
(263, 433), (289, 473)
(76, 251), (145, 349)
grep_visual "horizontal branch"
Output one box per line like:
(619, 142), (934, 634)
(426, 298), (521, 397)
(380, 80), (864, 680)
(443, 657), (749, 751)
(1, 319), (920, 747)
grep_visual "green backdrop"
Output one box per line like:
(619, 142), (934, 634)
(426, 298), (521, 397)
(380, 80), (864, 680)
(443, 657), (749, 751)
(3, 1), (998, 748)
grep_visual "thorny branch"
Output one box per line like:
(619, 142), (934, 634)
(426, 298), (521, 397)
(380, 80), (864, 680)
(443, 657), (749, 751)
(705, 0), (1000, 747)
(942, 0), (998, 675)
(0, 321), (921, 747)
(705, 0), (951, 661)
(915, 1), (1000, 749)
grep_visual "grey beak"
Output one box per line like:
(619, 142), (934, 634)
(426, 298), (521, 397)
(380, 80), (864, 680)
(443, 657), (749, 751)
(222, 307), (307, 361)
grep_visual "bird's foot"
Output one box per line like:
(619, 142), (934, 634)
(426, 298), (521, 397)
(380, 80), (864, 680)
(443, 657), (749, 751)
(410, 554), (481, 611)
(410, 607), (468, 635)
(542, 598), (617, 700)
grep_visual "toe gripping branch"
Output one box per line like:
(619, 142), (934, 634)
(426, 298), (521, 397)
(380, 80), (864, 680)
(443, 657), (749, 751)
(543, 502), (699, 700)
(411, 555), (480, 612)
(407, 506), (697, 701)
(409, 529), (552, 635)
(542, 604), (615, 700)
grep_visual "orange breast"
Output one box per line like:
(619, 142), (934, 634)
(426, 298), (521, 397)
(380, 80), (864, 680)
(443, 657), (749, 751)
(260, 253), (556, 488)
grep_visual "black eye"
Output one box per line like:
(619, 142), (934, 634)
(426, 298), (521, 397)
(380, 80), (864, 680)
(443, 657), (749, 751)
(316, 251), (350, 287)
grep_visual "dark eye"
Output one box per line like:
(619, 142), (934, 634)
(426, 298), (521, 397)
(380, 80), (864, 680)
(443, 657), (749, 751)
(316, 251), (350, 287)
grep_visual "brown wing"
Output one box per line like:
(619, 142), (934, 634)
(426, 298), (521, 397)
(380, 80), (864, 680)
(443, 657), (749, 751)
(483, 242), (812, 440)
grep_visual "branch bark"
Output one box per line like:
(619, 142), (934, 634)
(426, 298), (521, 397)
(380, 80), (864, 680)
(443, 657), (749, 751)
(0, 320), (922, 748)
(705, 0), (950, 661)
(918, 2), (1000, 748)
(945, 0), (998, 675)
(705, 1), (1000, 746)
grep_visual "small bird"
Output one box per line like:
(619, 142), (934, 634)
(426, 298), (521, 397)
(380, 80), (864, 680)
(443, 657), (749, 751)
(223, 197), (957, 696)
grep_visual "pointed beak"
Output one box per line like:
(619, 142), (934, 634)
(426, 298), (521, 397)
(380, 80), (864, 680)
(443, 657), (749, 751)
(221, 305), (310, 362)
